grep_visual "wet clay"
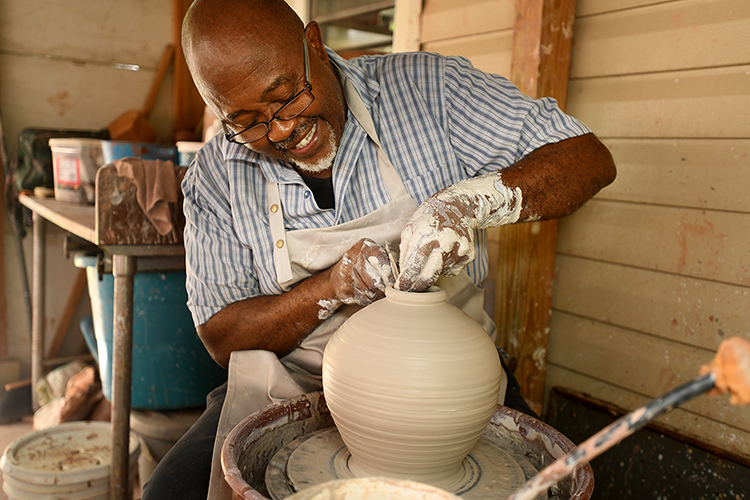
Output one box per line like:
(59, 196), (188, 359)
(322, 286), (502, 484)
(266, 427), (532, 500)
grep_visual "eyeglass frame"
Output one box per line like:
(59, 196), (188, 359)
(222, 36), (314, 144)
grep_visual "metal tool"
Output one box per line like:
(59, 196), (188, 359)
(507, 336), (750, 500)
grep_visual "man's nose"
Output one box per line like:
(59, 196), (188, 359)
(267, 117), (297, 143)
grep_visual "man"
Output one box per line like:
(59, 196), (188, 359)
(142, 0), (616, 498)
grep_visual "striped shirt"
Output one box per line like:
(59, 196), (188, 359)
(182, 49), (591, 327)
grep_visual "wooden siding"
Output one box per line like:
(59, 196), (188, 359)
(419, 0), (517, 353)
(548, 0), (750, 459)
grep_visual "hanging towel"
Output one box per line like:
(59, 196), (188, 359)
(112, 158), (177, 236)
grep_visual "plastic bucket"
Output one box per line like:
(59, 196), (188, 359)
(0, 421), (139, 500)
(75, 254), (226, 409)
(49, 138), (104, 204)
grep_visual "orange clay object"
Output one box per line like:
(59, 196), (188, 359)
(700, 337), (750, 405)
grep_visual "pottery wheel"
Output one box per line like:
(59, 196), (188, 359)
(265, 427), (536, 500)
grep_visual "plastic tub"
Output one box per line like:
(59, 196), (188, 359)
(75, 254), (226, 409)
(49, 138), (104, 204)
(0, 421), (139, 500)
(176, 141), (203, 166)
(101, 140), (177, 164)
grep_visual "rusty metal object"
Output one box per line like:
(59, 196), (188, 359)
(109, 254), (136, 500)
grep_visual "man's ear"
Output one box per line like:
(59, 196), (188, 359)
(304, 21), (328, 63)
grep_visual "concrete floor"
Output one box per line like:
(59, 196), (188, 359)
(0, 416), (143, 500)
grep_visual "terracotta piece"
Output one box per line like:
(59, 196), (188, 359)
(322, 286), (503, 488)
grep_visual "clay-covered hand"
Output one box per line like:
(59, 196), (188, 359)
(329, 238), (396, 305)
(397, 173), (523, 291)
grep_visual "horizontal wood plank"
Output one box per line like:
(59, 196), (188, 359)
(545, 363), (750, 461)
(574, 0), (674, 17)
(421, 30), (513, 77)
(552, 255), (750, 351)
(420, 0), (515, 43)
(566, 64), (750, 138)
(595, 138), (750, 213)
(548, 313), (750, 428)
(0, 54), (174, 145)
(1, 0), (172, 67)
(557, 200), (750, 286)
(570, 0), (750, 78)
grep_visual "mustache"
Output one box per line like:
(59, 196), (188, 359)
(274, 118), (314, 150)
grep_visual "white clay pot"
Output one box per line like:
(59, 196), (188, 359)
(322, 286), (502, 487)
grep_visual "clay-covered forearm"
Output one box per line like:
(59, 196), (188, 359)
(500, 133), (616, 221)
(397, 133), (615, 291)
(197, 268), (338, 368)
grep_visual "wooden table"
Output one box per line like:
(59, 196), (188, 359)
(19, 193), (185, 500)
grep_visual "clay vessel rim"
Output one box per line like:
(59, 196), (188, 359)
(385, 285), (446, 303)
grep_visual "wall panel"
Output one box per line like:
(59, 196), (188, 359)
(597, 139), (750, 212)
(567, 65), (750, 139)
(553, 255), (749, 351)
(557, 200), (750, 286)
(570, 0), (750, 78)
(421, 0), (514, 43)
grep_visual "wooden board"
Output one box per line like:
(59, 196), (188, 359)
(567, 64), (750, 138)
(545, 364), (750, 462)
(557, 200), (750, 286)
(570, 0), (750, 78)
(575, 0), (676, 17)
(421, 0), (515, 43)
(95, 164), (186, 246)
(491, 0), (577, 414)
(421, 30), (513, 76)
(173, 0), (206, 137)
(547, 313), (750, 428)
(552, 255), (750, 351)
(596, 138), (750, 213)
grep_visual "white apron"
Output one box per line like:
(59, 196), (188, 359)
(207, 70), (506, 500)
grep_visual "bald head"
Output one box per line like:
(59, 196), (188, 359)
(182, 0), (305, 112)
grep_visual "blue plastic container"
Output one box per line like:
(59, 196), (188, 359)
(101, 141), (177, 164)
(75, 255), (226, 409)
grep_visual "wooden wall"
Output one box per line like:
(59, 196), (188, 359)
(420, 0), (516, 355)
(547, 0), (750, 460)
(0, 0), (174, 377)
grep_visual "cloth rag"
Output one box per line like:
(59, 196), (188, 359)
(113, 158), (178, 235)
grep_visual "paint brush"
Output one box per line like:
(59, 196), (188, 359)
(506, 336), (750, 500)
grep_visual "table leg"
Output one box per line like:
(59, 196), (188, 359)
(110, 254), (136, 500)
(31, 212), (46, 411)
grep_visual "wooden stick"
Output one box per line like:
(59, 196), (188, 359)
(46, 268), (88, 360)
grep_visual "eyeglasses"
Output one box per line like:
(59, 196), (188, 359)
(222, 37), (315, 144)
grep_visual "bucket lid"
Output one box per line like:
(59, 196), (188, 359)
(48, 138), (103, 148)
(175, 141), (204, 153)
(0, 421), (139, 486)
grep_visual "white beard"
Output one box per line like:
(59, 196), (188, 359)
(290, 121), (338, 174)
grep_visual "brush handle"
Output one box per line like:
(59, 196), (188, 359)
(507, 372), (717, 500)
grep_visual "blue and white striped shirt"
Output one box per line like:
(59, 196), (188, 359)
(182, 49), (590, 327)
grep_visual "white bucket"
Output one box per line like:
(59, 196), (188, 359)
(0, 421), (139, 500)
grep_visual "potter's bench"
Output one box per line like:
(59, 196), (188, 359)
(19, 163), (187, 500)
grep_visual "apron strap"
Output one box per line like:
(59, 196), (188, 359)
(267, 178), (294, 284)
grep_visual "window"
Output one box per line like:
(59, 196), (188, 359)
(311, 0), (394, 58)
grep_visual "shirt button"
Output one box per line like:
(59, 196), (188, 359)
(304, 191), (310, 198)
(276, 239), (284, 249)
(270, 204), (279, 213)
